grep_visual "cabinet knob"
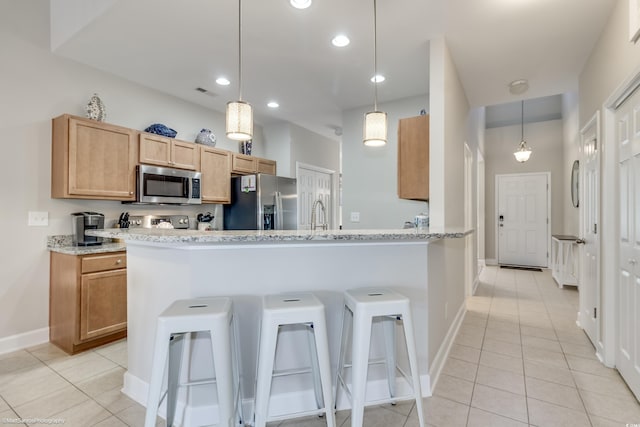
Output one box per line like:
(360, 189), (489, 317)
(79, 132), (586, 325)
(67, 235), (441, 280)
(116, 259), (122, 264)
(129, 191), (133, 195)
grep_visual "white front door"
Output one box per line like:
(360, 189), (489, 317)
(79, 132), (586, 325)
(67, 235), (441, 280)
(297, 164), (334, 230)
(616, 86), (640, 400)
(497, 173), (549, 267)
(579, 113), (600, 347)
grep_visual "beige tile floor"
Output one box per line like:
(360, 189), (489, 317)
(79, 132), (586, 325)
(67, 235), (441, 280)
(1, 266), (640, 426)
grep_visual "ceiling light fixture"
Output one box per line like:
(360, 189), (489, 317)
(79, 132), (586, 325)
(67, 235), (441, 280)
(267, 101), (279, 108)
(331, 34), (350, 47)
(363, 0), (387, 147)
(216, 77), (230, 86)
(290, 0), (311, 9)
(226, 0), (253, 141)
(514, 100), (532, 162)
(509, 79), (529, 95)
(370, 74), (385, 83)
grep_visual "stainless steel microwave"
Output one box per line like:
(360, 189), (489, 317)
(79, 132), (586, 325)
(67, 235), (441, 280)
(136, 165), (201, 205)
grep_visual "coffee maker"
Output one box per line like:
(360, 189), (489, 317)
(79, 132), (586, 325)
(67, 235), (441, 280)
(71, 212), (104, 246)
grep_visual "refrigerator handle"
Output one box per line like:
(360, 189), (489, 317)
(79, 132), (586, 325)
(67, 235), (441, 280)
(275, 191), (283, 230)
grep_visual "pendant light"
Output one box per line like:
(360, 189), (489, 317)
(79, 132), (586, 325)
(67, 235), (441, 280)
(226, 0), (253, 141)
(513, 100), (532, 162)
(363, 0), (387, 147)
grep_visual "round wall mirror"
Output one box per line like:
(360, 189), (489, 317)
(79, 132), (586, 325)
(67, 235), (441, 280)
(571, 160), (579, 208)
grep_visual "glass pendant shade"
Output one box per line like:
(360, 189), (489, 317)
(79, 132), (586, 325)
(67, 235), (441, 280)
(514, 140), (532, 162)
(363, 110), (387, 147)
(226, 100), (253, 141)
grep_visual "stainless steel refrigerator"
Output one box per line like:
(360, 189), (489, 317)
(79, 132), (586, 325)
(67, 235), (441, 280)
(223, 174), (297, 230)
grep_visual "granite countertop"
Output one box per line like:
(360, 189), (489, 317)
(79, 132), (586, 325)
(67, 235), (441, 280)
(86, 227), (472, 245)
(47, 235), (126, 255)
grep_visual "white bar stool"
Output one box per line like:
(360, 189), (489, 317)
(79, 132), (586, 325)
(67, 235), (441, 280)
(144, 297), (243, 427)
(253, 293), (336, 427)
(335, 288), (425, 427)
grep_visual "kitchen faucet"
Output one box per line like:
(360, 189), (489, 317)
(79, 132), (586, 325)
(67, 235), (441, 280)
(310, 199), (328, 230)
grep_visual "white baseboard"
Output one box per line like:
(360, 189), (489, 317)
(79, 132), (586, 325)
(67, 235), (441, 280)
(485, 258), (497, 266)
(0, 327), (49, 355)
(428, 302), (466, 390)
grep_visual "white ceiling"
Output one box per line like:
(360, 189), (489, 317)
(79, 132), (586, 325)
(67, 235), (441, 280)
(50, 0), (615, 140)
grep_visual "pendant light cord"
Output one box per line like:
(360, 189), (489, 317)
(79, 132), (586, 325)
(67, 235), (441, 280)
(373, 0), (378, 111)
(238, 0), (243, 102)
(520, 100), (524, 141)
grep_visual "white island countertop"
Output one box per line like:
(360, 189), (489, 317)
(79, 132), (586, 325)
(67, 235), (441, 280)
(87, 227), (470, 245)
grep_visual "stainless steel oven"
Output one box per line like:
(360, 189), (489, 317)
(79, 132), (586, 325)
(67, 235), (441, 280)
(136, 165), (201, 205)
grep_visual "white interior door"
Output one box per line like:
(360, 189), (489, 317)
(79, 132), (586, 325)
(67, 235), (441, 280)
(297, 164), (334, 230)
(497, 173), (549, 267)
(579, 113), (600, 347)
(616, 86), (640, 400)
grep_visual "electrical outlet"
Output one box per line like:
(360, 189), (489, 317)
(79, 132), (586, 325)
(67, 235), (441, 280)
(28, 211), (48, 226)
(350, 212), (360, 222)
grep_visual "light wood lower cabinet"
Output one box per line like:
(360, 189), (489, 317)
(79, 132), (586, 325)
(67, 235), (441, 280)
(50, 251), (127, 354)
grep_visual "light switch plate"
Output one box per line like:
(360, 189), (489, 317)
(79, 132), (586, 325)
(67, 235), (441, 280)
(28, 211), (48, 226)
(350, 212), (360, 222)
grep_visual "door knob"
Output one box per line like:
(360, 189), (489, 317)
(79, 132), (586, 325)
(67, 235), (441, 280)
(576, 239), (585, 244)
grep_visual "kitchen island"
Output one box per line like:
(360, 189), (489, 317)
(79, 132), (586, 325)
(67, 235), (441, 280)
(88, 227), (470, 425)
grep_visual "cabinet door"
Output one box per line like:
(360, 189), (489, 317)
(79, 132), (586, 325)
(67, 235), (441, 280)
(200, 146), (231, 203)
(80, 269), (127, 341)
(398, 115), (429, 201)
(257, 158), (277, 175)
(172, 139), (200, 170)
(232, 153), (257, 174)
(66, 117), (137, 200)
(139, 133), (172, 166)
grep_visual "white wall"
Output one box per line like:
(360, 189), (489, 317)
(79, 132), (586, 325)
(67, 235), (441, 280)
(484, 119), (565, 262)
(341, 95), (429, 229)
(0, 1), (268, 346)
(562, 92), (580, 236)
(263, 121), (292, 177)
(577, 0), (640, 365)
(426, 38), (472, 381)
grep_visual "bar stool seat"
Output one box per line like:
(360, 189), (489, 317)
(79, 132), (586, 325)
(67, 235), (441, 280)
(253, 292), (336, 427)
(144, 297), (243, 427)
(335, 288), (425, 427)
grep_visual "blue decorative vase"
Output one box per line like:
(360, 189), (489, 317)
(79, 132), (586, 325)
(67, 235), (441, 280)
(240, 140), (252, 155)
(195, 129), (216, 146)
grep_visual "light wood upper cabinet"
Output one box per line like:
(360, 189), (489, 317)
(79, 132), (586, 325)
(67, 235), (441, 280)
(232, 153), (256, 174)
(200, 146), (231, 204)
(139, 133), (200, 171)
(257, 158), (277, 175)
(232, 153), (277, 175)
(51, 114), (137, 200)
(398, 115), (429, 201)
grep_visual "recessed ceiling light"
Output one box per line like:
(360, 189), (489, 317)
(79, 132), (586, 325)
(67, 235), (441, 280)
(216, 77), (230, 86)
(290, 0), (311, 9)
(370, 74), (385, 83)
(508, 79), (529, 95)
(267, 101), (279, 108)
(332, 34), (350, 47)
